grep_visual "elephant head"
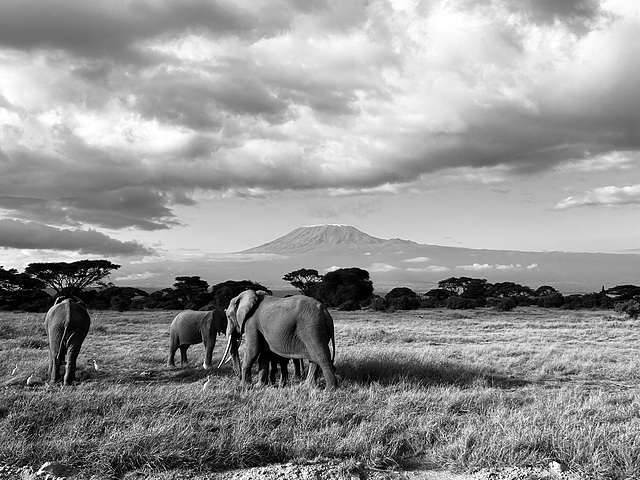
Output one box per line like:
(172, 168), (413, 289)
(218, 290), (267, 370)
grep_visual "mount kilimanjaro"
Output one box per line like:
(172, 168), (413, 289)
(232, 224), (640, 293)
(121, 224), (640, 293)
(241, 224), (416, 254)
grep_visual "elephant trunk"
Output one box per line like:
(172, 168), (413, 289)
(217, 335), (233, 369)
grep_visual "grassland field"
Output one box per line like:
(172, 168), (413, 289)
(1, 307), (639, 479)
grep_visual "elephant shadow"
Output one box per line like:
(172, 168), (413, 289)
(337, 354), (528, 389)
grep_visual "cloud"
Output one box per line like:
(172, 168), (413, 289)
(0, 219), (154, 256)
(0, 0), (639, 234)
(459, 263), (494, 272)
(114, 271), (159, 283)
(555, 185), (640, 209)
(406, 265), (450, 273)
(368, 263), (399, 272)
(402, 256), (430, 263)
(457, 262), (539, 271)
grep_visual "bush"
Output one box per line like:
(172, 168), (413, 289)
(493, 298), (516, 311)
(614, 300), (640, 319)
(110, 296), (130, 312)
(420, 296), (440, 308)
(538, 293), (565, 308)
(130, 297), (148, 310)
(370, 296), (388, 311)
(444, 296), (476, 310)
(337, 300), (361, 311)
(385, 287), (421, 310)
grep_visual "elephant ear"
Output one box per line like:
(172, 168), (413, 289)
(236, 290), (261, 334)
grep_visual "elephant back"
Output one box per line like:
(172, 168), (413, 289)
(45, 298), (91, 338)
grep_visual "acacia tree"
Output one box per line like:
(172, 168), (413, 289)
(173, 276), (209, 304)
(310, 267), (373, 307)
(25, 260), (120, 297)
(283, 268), (322, 295)
(438, 277), (489, 298)
(0, 266), (45, 293)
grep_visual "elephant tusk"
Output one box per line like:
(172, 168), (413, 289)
(217, 335), (233, 369)
(224, 355), (232, 364)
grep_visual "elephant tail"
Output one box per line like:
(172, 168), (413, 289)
(322, 305), (336, 363)
(57, 322), (70, 361)
(330, 335), (335, 364)
(55, 301), (74, 361)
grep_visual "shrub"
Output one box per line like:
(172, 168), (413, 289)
(370, 296), (388, 311)
(493, 298), (516, 312)
(614, 300), (640, 319)
(444, 296), (476, 310)
(337, 300), (361, 311)
(130, 297), (148, 310)
(110, 296), (130, 312)
(385, 287), (421, 310)
(538, 293), (565, 308)
(420, 296), (440, 308)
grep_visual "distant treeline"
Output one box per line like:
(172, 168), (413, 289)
(1, 263), (639, 318)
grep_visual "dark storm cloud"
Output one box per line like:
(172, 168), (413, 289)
(0, 0), (294, 63)
(0, 219), (154, 256)
(0, 0), (639, 236)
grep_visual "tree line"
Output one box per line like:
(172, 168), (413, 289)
(1, 261), (639, 318)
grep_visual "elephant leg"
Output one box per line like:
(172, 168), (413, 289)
(257, 353), (270, 386)
(279, 359), (289, 388)
(49, 350), (60, 383)
(168, 340), (178, 367)
(319, 363), (338, 391)
(203, 337), (216, 370)
(64, 343), (81, 386)
(241, 344), (260, 386)
(293, 359), (304, 380)
(269, 356), (278, 385)
(179, 345), (189, 366)
(305, 362), (319, 387)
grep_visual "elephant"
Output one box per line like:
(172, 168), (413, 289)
(261, 352), (305, 387)
(219, 290), (337, 390)
(168, 309), (227, 369)
(44, 297), (91, 385)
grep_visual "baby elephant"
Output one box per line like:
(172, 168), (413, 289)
(45, 297), (91, 385)
(168, 309), (227, 369)
(269, 355), (305, 387)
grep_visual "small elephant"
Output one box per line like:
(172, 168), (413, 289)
(268, 355), (305, 387)
(168, 309), (227, 369)
(219, 290), (337, 389)
(44, 297), (91, 385)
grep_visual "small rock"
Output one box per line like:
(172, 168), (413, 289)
(36, 461), (73, 479)
(549, 461), (567, 475)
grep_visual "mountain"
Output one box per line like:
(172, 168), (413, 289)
(241, 224), (416, 254)
(119, 224), (640, 294)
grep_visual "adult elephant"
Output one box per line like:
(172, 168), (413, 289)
(44, 297), (91, 385)
(168, 309), (227, 369)
(219, 290), (337, 390)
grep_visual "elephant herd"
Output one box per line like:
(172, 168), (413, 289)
(44, 290), (338, 390)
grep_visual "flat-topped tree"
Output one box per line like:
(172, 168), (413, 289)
(283, 269), (322, 296)
(25, 260), (121, 297)
(0, 266), (45, 293)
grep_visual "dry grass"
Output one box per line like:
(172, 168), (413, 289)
(1, 307), (639, 479)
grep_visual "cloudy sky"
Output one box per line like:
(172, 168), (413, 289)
(1, 0), (639, 287)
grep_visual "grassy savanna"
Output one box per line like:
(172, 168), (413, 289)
(1, 307), (639, 479)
